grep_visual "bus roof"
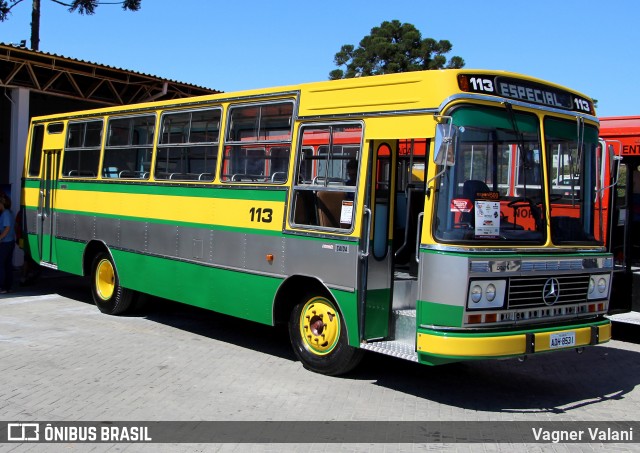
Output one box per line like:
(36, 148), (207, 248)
(28, 69), (595, 123)
(599, 116), (640, 138)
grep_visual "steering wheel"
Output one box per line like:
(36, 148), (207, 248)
(507, 196), (536, 208)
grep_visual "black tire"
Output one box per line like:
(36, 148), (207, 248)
(90, 252), (133, 315)
(288, 294), (363, 376)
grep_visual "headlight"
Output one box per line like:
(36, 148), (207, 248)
(467, 280), (506, 309)
(587, 274), (610, 300)
(471, 285), (482, 303)
(598, 278), (607, 294)
(486, 284), (496, 301)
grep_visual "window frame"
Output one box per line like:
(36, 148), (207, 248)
(102, 113), (156, 180)
(289, 121), (363, 232)
(155, 106), (222, 182)
(62, 119), (104, 179)
(221, 100), (294, 184)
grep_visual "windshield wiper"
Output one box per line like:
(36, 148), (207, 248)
(504, 102), (530, 198)
(503, 102), (544, 231)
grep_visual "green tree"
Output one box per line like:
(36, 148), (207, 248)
(330, 20), (465, 80)
(0, 0), (141, 51)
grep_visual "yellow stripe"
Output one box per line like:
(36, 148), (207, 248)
(41, 189), (284, 231)
(23, 187), (39, 207)
(418, 332), (526, 357)
(417, 323), (610, 358)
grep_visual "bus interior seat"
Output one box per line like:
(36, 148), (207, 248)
(460, 179), (490, 226)
(103, 167), (118, 178)
(317, 191), (345, 228)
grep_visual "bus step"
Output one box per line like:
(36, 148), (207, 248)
(393, 309), (417, 344)
(360, 339), (418, 362)
(392, 277), (418, 310)
(360, 309), (418, 362)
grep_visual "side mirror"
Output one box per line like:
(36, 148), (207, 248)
(433, 122), (457, 166)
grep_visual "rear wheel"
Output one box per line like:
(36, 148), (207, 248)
(91, 252), (133, 315)
(288, 294), (363, 376)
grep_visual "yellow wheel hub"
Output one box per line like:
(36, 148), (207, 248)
(95, 259), (115, 300)
(299, 297), (340, 355)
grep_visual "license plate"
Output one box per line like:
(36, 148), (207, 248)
(549, 331), (576, 349)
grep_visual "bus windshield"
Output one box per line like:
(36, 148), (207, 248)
(545, 117), (602, 245)
(434, 106), (602, 246)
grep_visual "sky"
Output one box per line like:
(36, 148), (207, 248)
(0, 0), (638, 118)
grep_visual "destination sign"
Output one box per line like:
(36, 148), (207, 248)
(458, 74), (594, 114)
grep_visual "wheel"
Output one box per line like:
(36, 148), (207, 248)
(288, 294), (363, 376)
(90, 252), (133, 315)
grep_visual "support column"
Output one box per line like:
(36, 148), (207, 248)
(9, 87), (30, 267)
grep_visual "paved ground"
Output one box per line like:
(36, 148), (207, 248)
(1, 271), (640, 452)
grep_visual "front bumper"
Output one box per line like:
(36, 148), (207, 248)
(416, 320), (611, 365)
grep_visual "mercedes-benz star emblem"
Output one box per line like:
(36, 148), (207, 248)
(542, 278), (560, 306)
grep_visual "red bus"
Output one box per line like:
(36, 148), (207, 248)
(600, 116), (640, 313)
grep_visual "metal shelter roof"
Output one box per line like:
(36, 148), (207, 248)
(0, 43), (221, 105)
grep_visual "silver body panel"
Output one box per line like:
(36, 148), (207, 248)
(28, 209), (362, 291)
(418, 252), (469, 307)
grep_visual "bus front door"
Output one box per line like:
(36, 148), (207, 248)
(362, 139), (425, 352)
(362, 141), (394, 341)
(37, 149), (60, 265)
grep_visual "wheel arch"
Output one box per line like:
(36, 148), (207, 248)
(273, 274), (358, 346)
(82, 240), (112, 277)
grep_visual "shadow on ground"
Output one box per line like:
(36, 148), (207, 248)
(16, 269), (640, 416)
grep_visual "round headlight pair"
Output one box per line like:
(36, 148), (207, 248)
(588, 277), (607, 294)
(471, 283), (496, 303)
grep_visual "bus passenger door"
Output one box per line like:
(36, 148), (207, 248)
(361, 139), (426, 344)
(362, 141), (395, 340)
(37, 149), (60, 265)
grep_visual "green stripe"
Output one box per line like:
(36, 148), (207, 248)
(418, 301), (463, 327)
(51, 240), (361, 339)
(55, 180), (288, 201)
(418, 319), (610, 338)
(22, 178), (287, 201)
(420, 248), (608, 259)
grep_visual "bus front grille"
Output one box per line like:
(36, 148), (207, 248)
(507, 275), (591, 309)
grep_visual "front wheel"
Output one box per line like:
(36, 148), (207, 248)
(288, 295), (363, 376)
(91, 252), (133, 315)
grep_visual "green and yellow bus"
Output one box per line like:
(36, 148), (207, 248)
(21, 69), (613, 375)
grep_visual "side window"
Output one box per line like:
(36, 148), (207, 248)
(27, 124), (45, 177)
(62, 120), (103, 178)
(290, 123), (362, 230)
(155, 107), (221, 181)
(221, 101), (293, 183)
(103, 115), (155, 179)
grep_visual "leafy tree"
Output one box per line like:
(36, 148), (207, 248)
(0, 0), (141, 51)
(330, 20), (464, 80)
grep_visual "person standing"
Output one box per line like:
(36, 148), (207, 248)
(0, 195), (16, 293)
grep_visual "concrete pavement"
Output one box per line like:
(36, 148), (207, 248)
(1, 271), (640, 452)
